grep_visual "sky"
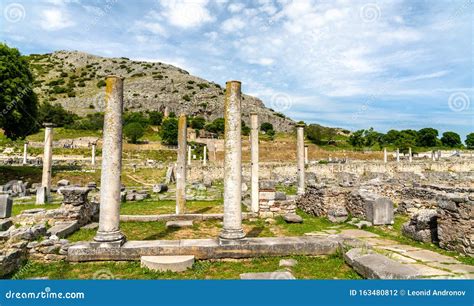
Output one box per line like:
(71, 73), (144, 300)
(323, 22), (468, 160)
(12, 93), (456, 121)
(1, 0), (473, 140)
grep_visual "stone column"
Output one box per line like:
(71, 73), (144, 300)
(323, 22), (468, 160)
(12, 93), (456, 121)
(176, 114), (187, 215)
(383, 147), (387, 163)
(187, 145), (192, 166)
(37, 123), (54, 204)
(203, 145), (207, 166)
(432, 150), (436, 161)
(94, 76), (125, 246)
(304, 145), (308, 165)
(396, 148), (400, 163)
(91, 142), (96, 166)
(220, 81), (245, 240)
(437, 150), (441, 160)
(408, 147), (412, 163)
(296, 124), (305, 195)
(250, 112), (259, 213)
(22, 142), (28, 165)
(164, 106), (169, 118)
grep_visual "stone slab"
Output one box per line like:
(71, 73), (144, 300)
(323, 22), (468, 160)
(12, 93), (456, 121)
(141, 255), (195, 272)
(387, 253), (417, 264)
(47, 221), (79, 238)
(378, 244), (421, 253)
(344, 248), (419, 279)
(279, 259), (298, 268)
(68, 236), (339, 262)
(166, 220), (193, 228)
(240, 271), (295, 279)
(339, 229), (379, 238)
(403, 250), (459, 264)
(408, 264), (454, 277)
(426, 262), (474, 274)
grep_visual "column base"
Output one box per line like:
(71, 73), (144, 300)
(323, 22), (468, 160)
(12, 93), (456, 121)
(219, 228), (245, 240)
(297, 188), (305, 195)
(93, 230), (126, 248)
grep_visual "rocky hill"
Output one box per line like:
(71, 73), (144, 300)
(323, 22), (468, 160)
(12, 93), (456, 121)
(27, 51), (295, 132)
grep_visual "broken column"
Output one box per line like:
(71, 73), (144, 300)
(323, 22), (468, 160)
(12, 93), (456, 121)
(408, 147), (412, 163)
(203, 145), (207, 166)
(22, 142), (28, 165)
(164, 106), (169, 118)
(304, 145), (308, 165)
(396, 148), (400, 163)
(250, 112), (259, 213)
(91, 142), (97, 166)
(94, 76), (125, 246)
(176, 114), (187, 215)
(36, 123), (54, 204)
(383, 147), (387, 163)
(0, 194), (13, 219)
(296, 124), (305, 195)
(220, 81), (245, 240)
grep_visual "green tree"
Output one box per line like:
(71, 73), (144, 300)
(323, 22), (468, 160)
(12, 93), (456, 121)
(465, 133), (474, 149)
(417, 128), (438, 147)
(148, 111), (163, 126)
(38, 102), (77, 127)
(394, 130), (417, 152)
(205, 118), (225, 135)
(0, 43), (39, 139)
(260, 122), (274, 133)
(241, 120), (250, 136)
(348, 130), (365, 148)
(190, 116), (206, 130)
(123, 111), (149, 127)
(160, 118), (178, 145)
(441, 131), (462, 147)
(123, 122), (145, 144)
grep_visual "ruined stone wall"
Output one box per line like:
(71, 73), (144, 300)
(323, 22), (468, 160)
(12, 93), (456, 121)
(437, 194), (473, 256)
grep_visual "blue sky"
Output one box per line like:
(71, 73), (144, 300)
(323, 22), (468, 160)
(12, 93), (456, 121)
(1, 0), (473, 140)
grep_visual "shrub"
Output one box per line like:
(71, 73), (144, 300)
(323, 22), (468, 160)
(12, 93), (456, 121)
(124, 122), (145, 144)
(160, 118), (178, 145)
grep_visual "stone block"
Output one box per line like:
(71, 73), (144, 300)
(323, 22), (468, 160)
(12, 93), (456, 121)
(327, 206), (348, 223)
(279, 258), (298, 268)
(259, 180), (276, 191)
(141, 255), (194, 272)
(240, 271), (295, 279)
(35, 187), (47, 205)
(0, 194), (13, 218)
(274, 192), (287, 200)
(152, 184), (168, 193)
(61, 187), (91, 206)
(365, 196), (393, 225)
(0, 219), (13, 231)
(57, 179), (70, 187)
(166, 220), (194, 228)
(283, 214), (303, 223)
(47, 221), (79, 238)
(259, 191), (276, 200)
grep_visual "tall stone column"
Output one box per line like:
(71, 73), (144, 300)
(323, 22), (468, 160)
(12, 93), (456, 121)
(250, 112), (259, 213)
(296, 124), (305, 195)
(383, 147), (387, 163)
(304, 145), (308, 164)
(164, 106), (169, 118)
(91, 142), (97, 166)
(22, 142), (28, 165)
(187, 145), (192, 166)
(396, 148), (400, 163)
(203, 145), (207, 166)
(94, 76), (125, 246)
(37, 123), (54, 204)
(176, 114), (187, 215)
(432, 150), (436, 161)
(220, 81), (245, 240)
(408, 147), (412, 163)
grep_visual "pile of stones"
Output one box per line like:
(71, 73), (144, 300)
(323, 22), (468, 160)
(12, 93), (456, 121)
(401, 209), (438, 243)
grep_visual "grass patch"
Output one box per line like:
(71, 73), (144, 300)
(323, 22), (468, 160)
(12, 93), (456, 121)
(120, 200), (223, 215)
(12, 253), (360, 279)
(12, 203), (61, 216)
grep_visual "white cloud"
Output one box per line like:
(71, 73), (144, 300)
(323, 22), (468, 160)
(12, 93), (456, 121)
(221, 16), (246, 33)
(160, 0), (214, 28)
(228, 3), (245, 13)
(39, 9), (75, 31)
(134, 21), (167, 36)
